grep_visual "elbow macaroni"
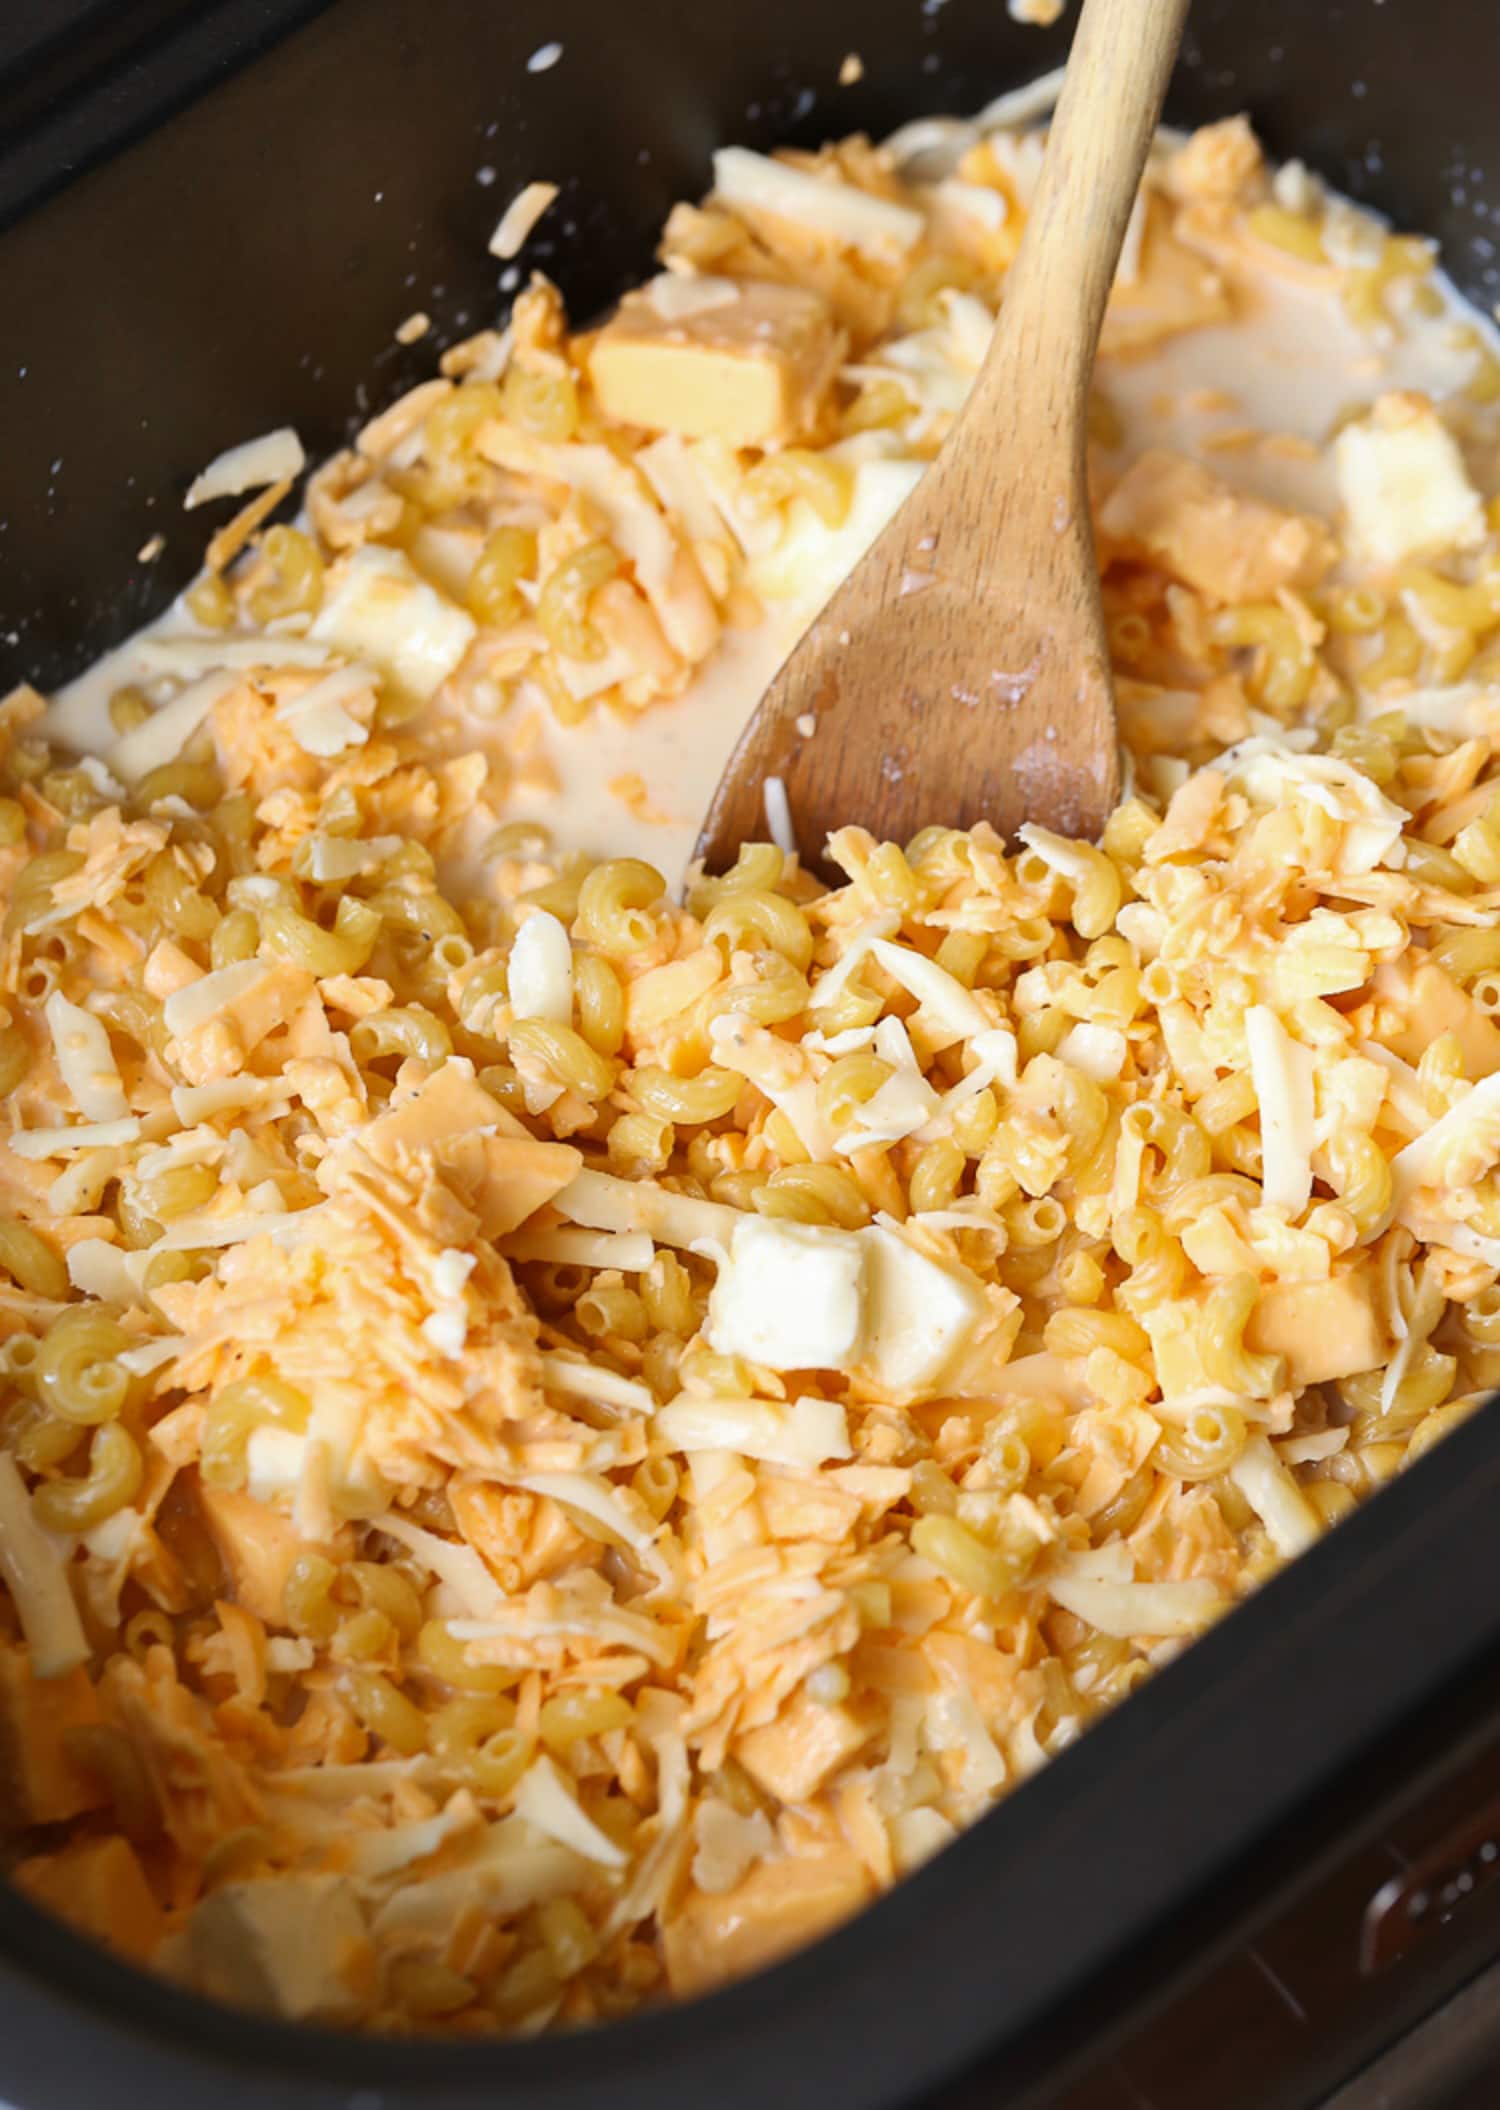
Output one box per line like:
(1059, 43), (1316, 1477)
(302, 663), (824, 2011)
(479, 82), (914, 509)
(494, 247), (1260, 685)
(3, 104), (1500, 2043)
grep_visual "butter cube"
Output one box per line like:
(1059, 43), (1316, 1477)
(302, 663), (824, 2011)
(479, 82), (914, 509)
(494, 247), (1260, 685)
(589, 279), (842, 445)
(1334, 393), (1485, 570)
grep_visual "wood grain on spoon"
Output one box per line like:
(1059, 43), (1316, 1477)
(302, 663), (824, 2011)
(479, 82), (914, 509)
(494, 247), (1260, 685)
(697, 0), (1192, 875)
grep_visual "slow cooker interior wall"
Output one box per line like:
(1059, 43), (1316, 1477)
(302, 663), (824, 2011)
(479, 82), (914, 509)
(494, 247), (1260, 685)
(0, 0), (1496, 695)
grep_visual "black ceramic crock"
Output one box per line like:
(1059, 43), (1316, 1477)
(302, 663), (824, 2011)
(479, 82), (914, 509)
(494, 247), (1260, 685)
(3, 5), (1500, 2106)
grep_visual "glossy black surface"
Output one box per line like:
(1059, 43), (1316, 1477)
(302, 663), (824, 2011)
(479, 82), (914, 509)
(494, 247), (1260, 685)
(2, 4), (1500, 2105)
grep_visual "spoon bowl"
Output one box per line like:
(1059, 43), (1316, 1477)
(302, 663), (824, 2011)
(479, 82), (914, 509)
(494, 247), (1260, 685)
(697, 0), (1191, 875)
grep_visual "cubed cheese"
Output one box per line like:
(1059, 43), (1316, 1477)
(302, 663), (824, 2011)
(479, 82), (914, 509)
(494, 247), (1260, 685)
(173, 1874), (375, 2023)
(706, 1216), (866, 1369)
(748, 457), (923, 609)
(0, 1651), (107, 1824)
(1098, 450), (1335, 603)
(735, 1690), (878, 1803)
(859, 1225), (987, 1393)
(1334, 394), (1484, 570)
(195, 1481), (304, 1625)
(1243, 1268), (1386, 1386)
(661, 1845), (872, 1999)
(311, 545), (476, 704)
(14, 1836), (164, 1962)
(590, 279), (843, 446)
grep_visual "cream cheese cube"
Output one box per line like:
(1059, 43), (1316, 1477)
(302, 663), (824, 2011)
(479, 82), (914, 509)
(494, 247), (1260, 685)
(1334, 393), (1484, 569)
(311, 544), (475, 702)
(858, 1226), (987, 1393)
(705, 1217), (866, 1370)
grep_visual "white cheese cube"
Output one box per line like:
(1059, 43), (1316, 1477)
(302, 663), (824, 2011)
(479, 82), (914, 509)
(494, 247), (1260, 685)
(859, 1225), (987, 1392)
(705, 1217), (866, 1370)
(172, 1874), (373, 2023)
(311, 545), (475, 703)
(1334, 394), (1484, 569)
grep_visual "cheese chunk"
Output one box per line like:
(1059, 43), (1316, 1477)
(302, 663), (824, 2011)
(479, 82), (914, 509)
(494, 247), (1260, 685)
(1334, 394), (1484, 570)
(1243, 1269), (1385, 1387)
(1098, 449), (1335, 602)
(590, 279), (842, 445)
(1376, 960), (1500, 1080)
(311, 545), (475, 703)
(859, 1225), (988, 1394)
(195, 1481), (304, 1624)
(706, 1216), (866, 1369)
(172, 1874), (375, 2023)
(0, 1652), (107, 1824)
(661, 1845), (872, 2000)
(735, 1690), (878, 1803)
(14, 1836), (164, 1963)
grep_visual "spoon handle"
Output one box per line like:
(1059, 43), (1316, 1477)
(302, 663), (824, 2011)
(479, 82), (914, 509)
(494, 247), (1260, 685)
(973, 0), (1192, 440)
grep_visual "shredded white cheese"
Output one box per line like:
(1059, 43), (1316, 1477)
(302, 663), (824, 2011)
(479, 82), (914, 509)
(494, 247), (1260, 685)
(869, 937), (991, 1039)
(513, 1754), (627, 1869)
(553, 1168), (741, 1252)
(507, 909), (574, 1023)
(502, 1225), (655, 1272)
(645, 273), (741, 322)
(10, 1116), (142, 1160)
(274, 665), (375, 757)
(1245, 1005), (1316, 1216)
(1229, 1433), (1321, 1558)
(44, 992), (128, 1122)
(0, 1454), (89, 1676)
(711, 146), (924, 257)
(762, 775), (798, 858)
(1046, 1569), (1221, 1639)
(185, 426), (305, 509)
(655, 1393), (852, 1470)
(489, 181), (560, 260)
(374, 1515), (507, 1620)
(161, 959), (269, 1041)
(107, 669), (240, 785)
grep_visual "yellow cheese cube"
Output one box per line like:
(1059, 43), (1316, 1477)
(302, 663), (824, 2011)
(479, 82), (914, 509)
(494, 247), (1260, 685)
(589, 279), (842, 445)
(735, 1689), (878, 1803)
(14, 1836), (165, 1964)
(1098, 448), (1335, 603)
(0, 1650), (107, 1826)
(1244, 1268), (1385, 1386)
(661, 1845), (872, 1999)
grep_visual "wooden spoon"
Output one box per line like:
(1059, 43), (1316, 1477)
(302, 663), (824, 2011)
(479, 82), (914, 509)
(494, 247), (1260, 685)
(696, 0), (1191, 874)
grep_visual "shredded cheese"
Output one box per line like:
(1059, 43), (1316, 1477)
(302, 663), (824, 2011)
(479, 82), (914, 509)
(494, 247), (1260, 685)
(1245, 1005), (1316, 1216)
(185, 426), (305, 509)
(0, 1455), (89, 1676)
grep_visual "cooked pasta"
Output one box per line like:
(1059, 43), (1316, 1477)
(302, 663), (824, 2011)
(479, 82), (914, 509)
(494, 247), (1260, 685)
(3, 95), (1500, 2047)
